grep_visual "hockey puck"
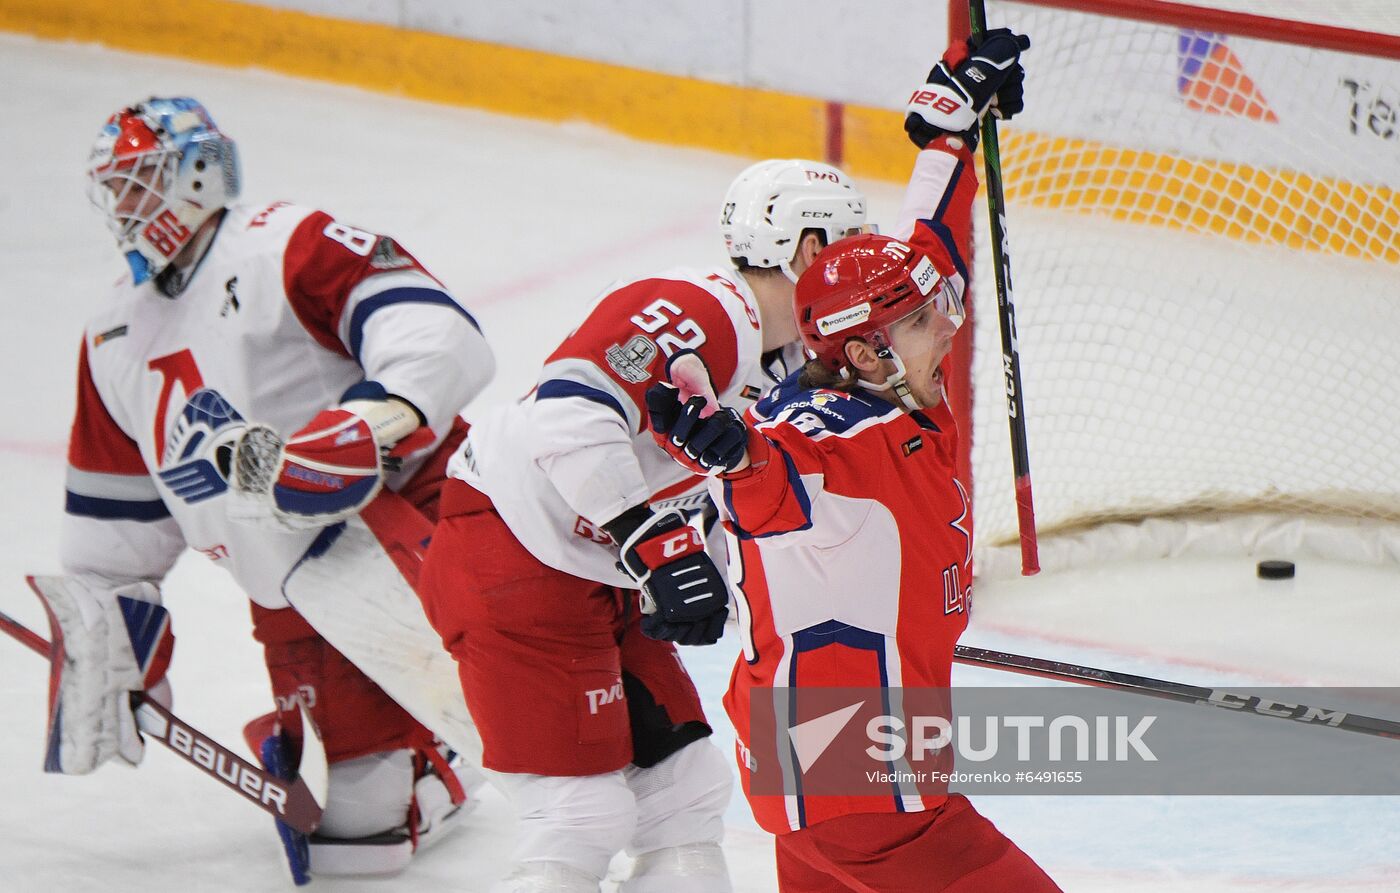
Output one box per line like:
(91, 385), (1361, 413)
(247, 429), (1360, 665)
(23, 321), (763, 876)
(1257, 560), (1295, 580)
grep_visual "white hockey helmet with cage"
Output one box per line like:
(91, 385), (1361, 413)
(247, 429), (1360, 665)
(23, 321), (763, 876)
(87, 97), (241, 284)
(720, 159), (868, 282)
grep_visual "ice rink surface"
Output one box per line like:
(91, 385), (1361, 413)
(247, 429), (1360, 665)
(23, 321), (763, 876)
(2, 33), (1399, 892)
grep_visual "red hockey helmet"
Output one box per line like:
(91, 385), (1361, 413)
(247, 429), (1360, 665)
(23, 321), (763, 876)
(795, 233), (963, 373)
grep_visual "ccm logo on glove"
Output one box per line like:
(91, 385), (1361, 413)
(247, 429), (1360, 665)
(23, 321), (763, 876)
(638, 528), (705, 563)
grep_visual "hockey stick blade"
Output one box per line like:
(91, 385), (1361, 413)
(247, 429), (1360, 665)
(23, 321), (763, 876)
(954, 644), (1400, 742)
(3, 580), (324, 834)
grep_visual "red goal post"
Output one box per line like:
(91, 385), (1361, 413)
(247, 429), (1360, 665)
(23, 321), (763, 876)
(945, 0), (1400, 576)
(952, 0), (1400, 57)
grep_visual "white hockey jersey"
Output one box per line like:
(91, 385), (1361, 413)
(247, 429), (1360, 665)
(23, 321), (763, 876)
(449, 267), (803, 586)
(62, 201), (494, 607)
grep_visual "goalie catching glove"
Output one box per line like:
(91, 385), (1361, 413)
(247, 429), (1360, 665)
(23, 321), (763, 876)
(31, 576), (174, 775)
(612, 509), (730, 647)
(905, 28), (1030, 150)
(230, 382), (435, 531)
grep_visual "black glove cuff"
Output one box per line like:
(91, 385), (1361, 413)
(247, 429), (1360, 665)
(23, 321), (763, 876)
(602, 502), (655, 546)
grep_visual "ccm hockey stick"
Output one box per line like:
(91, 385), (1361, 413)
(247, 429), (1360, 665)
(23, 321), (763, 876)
(955, 644), (1400, 741)
(969, 0), (1039, 574)
(1, 579), (327, 834)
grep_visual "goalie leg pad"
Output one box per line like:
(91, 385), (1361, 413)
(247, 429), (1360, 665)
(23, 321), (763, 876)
(278, 514), (484, 765)
(250, 713), (473, 880)
(319, 748), (415, 839)
(315, 744), (474, 845)
(306, 749), (429, 878)
(249, 602), (434, 764)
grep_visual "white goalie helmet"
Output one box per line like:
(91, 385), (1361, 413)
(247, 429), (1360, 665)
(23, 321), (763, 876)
(720, 159), (868, 282)
(87, 97), (241, 284)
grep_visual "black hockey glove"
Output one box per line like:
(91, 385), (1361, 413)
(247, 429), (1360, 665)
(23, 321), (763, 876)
(615, 509), (730, 646)
(646, 382), (749, 477)
(905, 28), (1031, 150)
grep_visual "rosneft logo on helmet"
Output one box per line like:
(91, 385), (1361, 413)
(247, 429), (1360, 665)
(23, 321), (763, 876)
(816, 302), (872, 336)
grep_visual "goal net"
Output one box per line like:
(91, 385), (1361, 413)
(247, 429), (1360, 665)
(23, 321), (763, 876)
(957, 0), (1400, 575)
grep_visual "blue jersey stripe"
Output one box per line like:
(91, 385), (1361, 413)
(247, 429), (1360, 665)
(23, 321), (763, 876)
(66, 492), (171, 522)
(536, 379), (628, 422)
(347, 287), (480, 361)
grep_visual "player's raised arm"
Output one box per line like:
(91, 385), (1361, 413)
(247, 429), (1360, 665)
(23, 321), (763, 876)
(892, 29), (1030, 288)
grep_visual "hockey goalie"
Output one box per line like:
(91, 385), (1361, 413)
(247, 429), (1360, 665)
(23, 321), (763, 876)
(38, 96), (494, 880)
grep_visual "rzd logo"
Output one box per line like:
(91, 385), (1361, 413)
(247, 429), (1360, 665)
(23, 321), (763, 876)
(585, 679), (625, 715)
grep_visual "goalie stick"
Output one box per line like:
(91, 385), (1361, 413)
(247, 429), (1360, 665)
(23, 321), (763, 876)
(969, 0), (1040, 575)
(955, 644), (1400, 741)
(1, 579), (328, 835)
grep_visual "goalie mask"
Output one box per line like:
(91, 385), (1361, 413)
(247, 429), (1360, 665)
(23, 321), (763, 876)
(720, 159), (868, 282)
(87, 97), (241, 284)
(795, 234), (963, 409)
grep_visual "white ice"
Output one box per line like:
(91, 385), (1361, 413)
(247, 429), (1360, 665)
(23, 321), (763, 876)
(2, 33), (1399, 893)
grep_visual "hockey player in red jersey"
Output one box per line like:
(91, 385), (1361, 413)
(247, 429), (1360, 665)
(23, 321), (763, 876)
(646, 30), (1062, 893)
(417, 158), (869, 890)
(44, 97), (494, 878)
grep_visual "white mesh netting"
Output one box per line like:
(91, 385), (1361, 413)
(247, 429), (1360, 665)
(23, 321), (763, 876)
(970, 1), (1400, 575)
